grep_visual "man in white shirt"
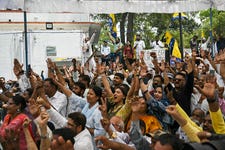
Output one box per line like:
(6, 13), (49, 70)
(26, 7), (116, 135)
(200, 37), (210, 51)
(44, 78), (68, 117)
(101, 40), (111, 66)
(134, 33), (145, 60)
(47, 108), (94, 150)
(68, 112), (94, 150)
(82, 32), (96, 71)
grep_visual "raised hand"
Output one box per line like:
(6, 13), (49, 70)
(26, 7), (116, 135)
(100, 118), (111, 133)
(28, 99), (40, 117)
(166, 105), (178, 117)
(23, 118), (31, 129)
(166, 105), (186, 127)
(50, 136), (74, 150)
(159, 60), (166, 72)
(197, 131), (211, 143)
(130, 96), (141, 113)
(13, 58), (24, 76)
(37, 110), (49, 130)
(165, 87), (176, 105)
(99, 97), (108, 118)
(194, 75), (217, 99)
(46, 58), (55, 70)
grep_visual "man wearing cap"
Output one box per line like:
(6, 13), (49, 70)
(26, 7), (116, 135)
(134, 33), (145, 60)
(101, 40), (111, 66)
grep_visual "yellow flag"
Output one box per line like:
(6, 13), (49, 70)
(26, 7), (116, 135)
(201, 30), (205, 38)
(164, 31), (181, 59)
(109, 14), (117, 38)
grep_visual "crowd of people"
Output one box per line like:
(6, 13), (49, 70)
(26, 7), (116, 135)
(0, 31), (225, 150)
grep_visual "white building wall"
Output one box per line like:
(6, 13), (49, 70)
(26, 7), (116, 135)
(0, 30), (83, 80)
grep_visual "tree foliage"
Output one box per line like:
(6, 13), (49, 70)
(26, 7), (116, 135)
(200, 9), (225, 37)
(91, 10), (225, 49)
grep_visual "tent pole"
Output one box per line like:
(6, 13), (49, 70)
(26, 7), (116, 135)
(179, 12), (183, 59)
(24, 11), (28, 71)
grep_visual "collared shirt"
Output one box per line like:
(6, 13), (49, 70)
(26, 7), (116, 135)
(81, 103), (105, 137)
(101, 45), (111, 56)
(47, 91), (68, 117)
(47, 108), (94, 150)
(74, 128), (94, 150)
(81, 102), (106, 150)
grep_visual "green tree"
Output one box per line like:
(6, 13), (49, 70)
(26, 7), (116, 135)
(91, 12), (201, 49)
(200, 9), (225, 37)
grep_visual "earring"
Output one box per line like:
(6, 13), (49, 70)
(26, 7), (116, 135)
(17, 108), (20, 112)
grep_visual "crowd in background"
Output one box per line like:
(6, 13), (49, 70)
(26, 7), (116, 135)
(0, 32), (225, 150)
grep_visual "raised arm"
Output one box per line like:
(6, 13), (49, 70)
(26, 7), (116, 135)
(195, 75), (225, 134)
(23, 119), (38, 150)
(52, 77), (72, 97)
(124, 56), (133, 73)
(53, 62), (66, 86)
(166, 105), (201, 142)
(98, 64), (114, 98)
(38, 110), (51, 150)
(46, 58), (55, 79)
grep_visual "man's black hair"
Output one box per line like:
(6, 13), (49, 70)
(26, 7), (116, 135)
(52, 128), (75, 144)
(79, 75), (91, 86)
(154, 133), (184, 150)
(68, 112), (87, 130)
(114, 73), (124, 80)
(153, 74), (164, 83)
(44, 78), (58, 89)
(74, 81), (86, 91)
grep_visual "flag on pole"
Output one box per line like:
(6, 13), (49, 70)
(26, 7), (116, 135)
(164, 31), (181, 59)
(108, 14), (117, 39)
(171, 12), (188, 21)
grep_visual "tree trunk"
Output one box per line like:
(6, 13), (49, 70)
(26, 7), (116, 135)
(120, 13), (127, 45)
(127, 13), (134, 43)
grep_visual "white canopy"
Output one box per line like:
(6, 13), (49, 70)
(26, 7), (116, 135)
(0, 0), (224, 14)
